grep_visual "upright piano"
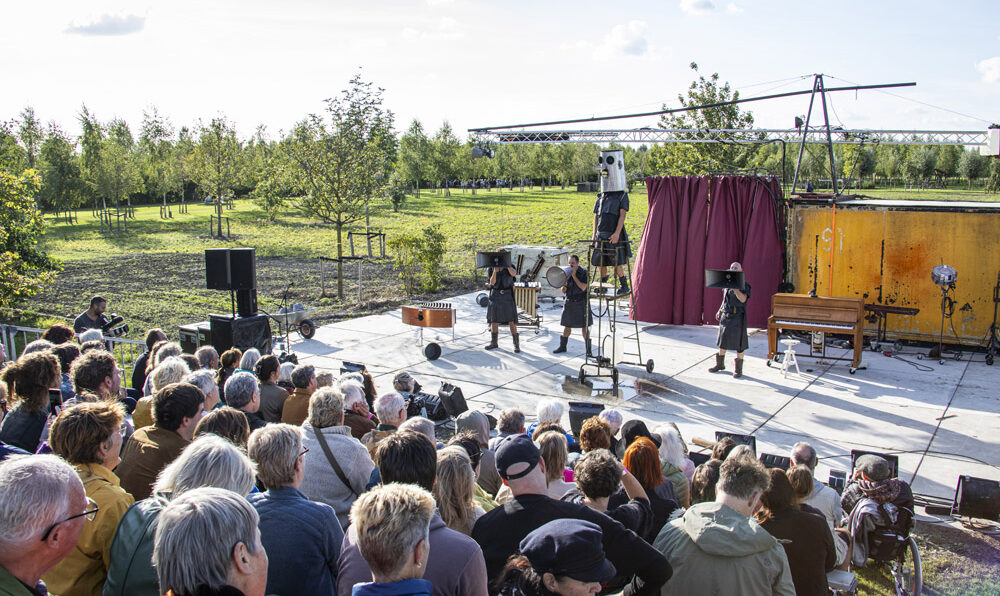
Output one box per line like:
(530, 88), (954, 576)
(767, 293), (865, 371)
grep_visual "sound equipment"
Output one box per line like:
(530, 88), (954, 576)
(424, 343), (442, 360)
(236, 289), (258, 318)
(714, 431), (757, 455)
(438, 382), (468, 418)
(476, 292), (489, 307)
(705, 269), (746, 290)
(850, 449), (899, 479)
(931, 264), (957, 287)
(205, 248), (232, 290)
(476, 251), (512, 269)
(178, 321), (212, 354)
(689, 451), (711, 467)
(210, 314), (271, 354)
(954, 475), (1000, 521)
(759, 453), (792, 470)
(545, 265), (574, 288)
(340, 361), (366, 374)
(568, 401), (604, 438)
(229, 248), (257, 290)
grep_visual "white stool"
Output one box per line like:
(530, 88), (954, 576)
(781, 338), (801, 377)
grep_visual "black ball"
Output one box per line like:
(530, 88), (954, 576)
(424, 343), (442, 360)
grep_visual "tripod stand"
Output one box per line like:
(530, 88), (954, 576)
(985, 272), (1000, 366)
(933, 283), (956, 365)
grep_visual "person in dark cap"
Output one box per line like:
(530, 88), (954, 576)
(613, 419), (660, 460)
(494, 519), (617, 595)
(840, 454), (913, 520)
(472, 434), (671, 595)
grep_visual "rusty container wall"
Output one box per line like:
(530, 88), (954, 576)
(787, 200), (1000, 345)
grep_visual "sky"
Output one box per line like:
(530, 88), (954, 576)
(3, 0), (998, 142)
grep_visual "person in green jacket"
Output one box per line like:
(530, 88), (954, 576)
(653, 454), (796, 596)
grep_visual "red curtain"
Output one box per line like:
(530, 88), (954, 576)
(633, 175), (784, 329)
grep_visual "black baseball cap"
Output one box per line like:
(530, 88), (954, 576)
(495, 434), (540, 480)
(519, 519), (617, 584)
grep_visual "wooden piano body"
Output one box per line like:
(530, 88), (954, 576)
(767, 293), (864, 370)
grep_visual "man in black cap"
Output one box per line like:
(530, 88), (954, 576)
(471, 435), (670, 595)
(841, 454), (913, 521)
(515, 519), (617, 593)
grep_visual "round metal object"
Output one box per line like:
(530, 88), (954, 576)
(931, 264), (957, 287)
(545, 266), (573, 288)
(646, 359), (654, 373)
(424, 342), (442, 360)
(298, 319), (316, 339)
(476, 292), (489, 307)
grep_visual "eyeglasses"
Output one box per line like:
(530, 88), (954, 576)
(40, 497), (99, 541)
(119, 423), (129, 437)
(299, 446), (310, 458)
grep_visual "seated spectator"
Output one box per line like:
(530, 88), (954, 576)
(21, 338), (56, 355)
(787, 464), (848, 567)
(711, 436), (737, 461)
(340, 379), (376, 439)
(338, 431), (489, 596)
(527, 399), (576, 447)
(434, 446), (486, 535)
(598, 409), (624, 456)
(489, 407), (525, 451)
(690, 459), (722, 505)
(195, 345), (219, 371)
(653, 455), (794, 596)
(117, 382), (206, 500)
(0, 350), (60, 452)
(665, 422), (696, 481)
(757, 469), (835, 596)
(194, 406), (252, 450)
(53, 342), (81, 403)
(131, 329), (166, 393)
(153, 487), (268, 596)
(141, 342), (182, 396)
(70, 349), (122, 403)
(277, 362), (295, 394)
(248, 424), (343, 596)
(392, 370), (416, 394)
(217, 347), (242, 403)
(472, 434), (671, 593)
(180, 353), (201, 372)
(280, 364), (316, 426)
(610, 436), (679, 542)
(104, 435), (256, 596)
(0, 455), (88, 595)
(789, 442), (845, 529)
(654, 424), (691, 508)
(78, 330), (105, 346)
(494, 519), (618, 596)
(841, 454), (914, 567)
(499, 431), (575, 504)
(457, 410), (503, 497)
(316, 370), (335, 389)
(133, 356), (191, 429)
(361, 391), (407, 458)
(300, 387), (375, 529)
(238, 347), (261, 374)
(578, 416), (611, 453)
(43, 401), (134, 596)
(728, 444), (755, 460)
(613, 419), (660, 460)
(564, 449), (651, 538)
(448, 432), (498, 513)
(399, 416), (438, 442)
(348, 483), (436, 596)
(183, 369), (222, 412)
(226, 372), (266, 432)
(41, 323), (76, 345)
(255, 355), (286, 423)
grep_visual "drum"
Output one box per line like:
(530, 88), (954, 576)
(931, 265), (957, 286)
(545, 266), (573, 288)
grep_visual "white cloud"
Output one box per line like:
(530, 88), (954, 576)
(679, 0), (716, 15)
(593, 20), (651, 61)
(976, 56), (1000, 83)
(401, 17), (465, 42)
(65, 13), (145, 36)
(726, 3), (744, 14)
(426, 0), (455, 5)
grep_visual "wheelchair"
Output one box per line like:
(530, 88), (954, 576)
(835, 504), (922, 596)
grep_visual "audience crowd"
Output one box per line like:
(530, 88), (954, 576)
(0, 318), (915, 596)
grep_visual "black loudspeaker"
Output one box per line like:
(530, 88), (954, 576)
(705, 269), (746, 290)
(205, 249), (232, 290)
(229, 248), (257, 290)
(954, 476), (1000, 521)
(424, 342), (442, 360)
(568, 401), (604, 438)
(714, 431), (757, 455)
(438, 382), (468, 418)
(690, 451), (711, 467)
(210, 314), (271, 354)
(236, 289), (257, 317)
(210, 314), (234, 352)
(475, 251), (512, 269)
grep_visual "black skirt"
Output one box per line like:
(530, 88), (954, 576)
(487, 292), (517, 324)
(717, 313), (749, 352)
(590, 240), (632, 268)
(561, 299), (592, 328)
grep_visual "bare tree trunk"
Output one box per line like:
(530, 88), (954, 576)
(336, 224), (344, 300)
(216, 196), (223, 237)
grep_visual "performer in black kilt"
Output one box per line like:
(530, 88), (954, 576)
(485, 264), (520, 353)
(553, 255), (592, 355)
(592, 150), (632, 296)
(709, 262), (751, 378)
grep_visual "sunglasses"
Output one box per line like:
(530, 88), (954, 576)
(40, 496), (99, 542)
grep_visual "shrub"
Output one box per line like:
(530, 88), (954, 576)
(388, 225), (446, 295)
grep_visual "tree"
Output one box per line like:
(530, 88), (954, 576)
(285, 73), (396, 299)
(987, 157), (1000, 194)
(648, 63), (759, 175)
(192, 116), (242, 236)
(77, 105), (104, 211)
(904, 147), (936, 186)
(0, 121), (28, 175)
(0, 170), (60, 310)
(97, 119), (142, 213)
(38, 124), (83, 213)
(17, 107), (44, 171)
(250, 128), (294, 221)
(432, 122), (460, 196)
(398, 120), (431, 197)
(957, 149), (986, 190)
(139, 107), (176, 212)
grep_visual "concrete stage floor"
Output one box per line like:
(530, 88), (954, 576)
(289, 291), (999, 502)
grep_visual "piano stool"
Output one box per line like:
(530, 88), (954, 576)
(780, 338), (801, 377)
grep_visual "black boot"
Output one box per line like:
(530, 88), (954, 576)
(553, 335), (568, 354)
(585, 338), (592, 356)
(512, 333), (521, 353)
(708, 354), (725, 372)
(485, 332), (499, 350)
(616, 275), (631, 296)
(734, 358), (744, 378)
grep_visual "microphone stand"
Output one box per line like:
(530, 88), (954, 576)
(281, 282), (293, 356)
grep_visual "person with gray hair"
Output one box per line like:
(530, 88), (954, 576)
(527, 399), (577, 449)
(340, 380), (376, 439)
(457, 410), (503, 497)
(104, 434), (257, 596)
(788, 441), (846, 563)
(248, 424), (343, 596)
(277, 362), (295, 393)
(361, 391), (407, 458)
(653, 455), (794, 595)
(599, 408), (624, 455)
(300, 387), (375, 529)
(237, 347), (261, 374)
(77, 329), (104, 344)
(398, 416), (436, 441)
(225, 372), (266, 432)
(183, 369), (221, 411)
(154, 487), (268, 596)
(0, 455), (88, 595)
(280, 364), (317, 426)
(194, 346), (219, 371)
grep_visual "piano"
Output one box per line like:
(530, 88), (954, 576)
(767, 293), (865, 371)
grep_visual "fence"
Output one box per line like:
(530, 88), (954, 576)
(209, 215), (232, 238)
(1, 324), (147, 383)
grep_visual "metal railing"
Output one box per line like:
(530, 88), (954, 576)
(1, 324), (147, 382)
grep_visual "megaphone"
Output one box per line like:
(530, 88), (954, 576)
(545, 266), (574, 288)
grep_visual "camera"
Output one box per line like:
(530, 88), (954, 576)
(101, 314), (129, 338)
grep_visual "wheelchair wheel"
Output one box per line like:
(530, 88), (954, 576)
(892, 535), (922, 596)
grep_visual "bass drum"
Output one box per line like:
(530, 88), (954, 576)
(545, 266), (573, 289)
(931, 265), (957, 287)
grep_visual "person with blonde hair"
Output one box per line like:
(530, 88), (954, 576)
(348, 483), (436, 596)
(434, 446), (486, 536)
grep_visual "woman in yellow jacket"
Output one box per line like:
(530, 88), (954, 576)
(43, 401), (134, 596)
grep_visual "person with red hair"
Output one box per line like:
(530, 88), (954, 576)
(609, 437), (680, 542)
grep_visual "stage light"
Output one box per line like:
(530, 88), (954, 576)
(954, 475), (1000, 521)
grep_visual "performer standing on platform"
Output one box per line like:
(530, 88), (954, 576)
(486, 263), (520, 353)
(709, 262), (751, 378)
(553, 255), (592, 355)
(592, 150), (632, 296)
